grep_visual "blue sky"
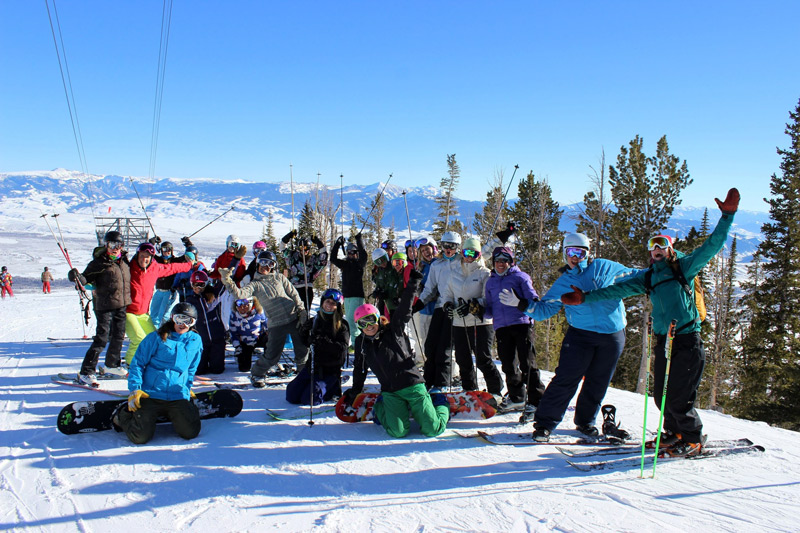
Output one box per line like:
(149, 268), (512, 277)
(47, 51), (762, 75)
(1, 1), (798, 212)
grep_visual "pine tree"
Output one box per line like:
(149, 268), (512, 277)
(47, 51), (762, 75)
(736, 99), (800, 429)
(297, 200), (316, 239)
(433, 154), (466, 239)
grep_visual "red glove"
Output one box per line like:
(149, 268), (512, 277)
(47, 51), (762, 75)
(561, 285), (585, 306)
(715, 188), (740, 215)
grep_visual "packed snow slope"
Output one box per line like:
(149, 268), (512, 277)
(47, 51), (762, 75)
(2, 289), (799, 532)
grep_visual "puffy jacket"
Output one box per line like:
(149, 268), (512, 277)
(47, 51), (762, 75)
(442, 258), (493, 327)
(208, 250), (247, 285)
(351, 272), (424, 394)
(584, 212), (734, 335)
(229, 308), (268, 348)
(185, 283), (225, 344)
(484, 264), (537, 330)
(218, 268), (307, 328)
(128, 329), (202, 401)
(303, 312), (350, 371)
(418, 256), (460, 309)
(527, 258), (639, 334)
(127, 253), (193, 315)
(79, 246), (132, 312)
(330, 234), (367, 298)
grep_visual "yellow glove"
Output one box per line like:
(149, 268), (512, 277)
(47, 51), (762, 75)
(128, 390), (149, 412)
(190, 389), (197, 399)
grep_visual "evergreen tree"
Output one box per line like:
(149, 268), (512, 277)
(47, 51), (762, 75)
(297, 200), (316, 239)
(432, 154), (466, 239)
(736, 99), (800, 429)
(473, 169), (506, 240)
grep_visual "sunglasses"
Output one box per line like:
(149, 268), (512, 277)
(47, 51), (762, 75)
(564, 247), (588, 260)
(647, 236), (672, 251)
(442, 242), (459, 250)
(106, 241), (124, 251)
(173, 314), (196, 327)
(356, 314), (379, 330)
(392, 258), (406, 265)
(462, 249), (480, 259)
(138, 243), (156, 255)
(235, 298), (253, 307)
(257, 258), (277, 269)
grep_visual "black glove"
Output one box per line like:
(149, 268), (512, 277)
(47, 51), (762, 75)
(455, 298), (470, 318)
(443, 301), (455, 319)
(312, 236), (325, 249)
(335, 236), (346, 247)
(411, 299), (425, 314)
(149, 236), (162, 245)
(342, 388), (360, 404)
(371, 287), (387, 299)
(282, 229), (298, 243)
(408, 268), (423, 281)
(181, 236), (193, 247)
(67, 268), (80, 283)
(468, 298), (485, 320)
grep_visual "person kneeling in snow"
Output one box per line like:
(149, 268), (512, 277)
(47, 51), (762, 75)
(286, 288), (349, 405)
(343, 269), (450, 438)
(114, 303), (203, 444)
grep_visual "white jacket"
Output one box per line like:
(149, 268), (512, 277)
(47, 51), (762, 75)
(441, 258), (493, 328)
(419, 256), (461, 309)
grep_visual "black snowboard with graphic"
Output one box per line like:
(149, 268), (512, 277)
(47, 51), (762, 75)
(56, 389), (243, 435)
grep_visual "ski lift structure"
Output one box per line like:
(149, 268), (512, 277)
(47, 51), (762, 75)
(94, 217), (150, 248)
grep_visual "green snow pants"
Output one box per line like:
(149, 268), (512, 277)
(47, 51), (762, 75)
(372, 383), (449, 438)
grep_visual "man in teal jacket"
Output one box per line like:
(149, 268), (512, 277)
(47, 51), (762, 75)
(561, 188), (739, 457)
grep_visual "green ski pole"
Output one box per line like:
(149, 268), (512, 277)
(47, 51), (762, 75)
(639, 315), (654, 478)
(652, 319), (677, 478)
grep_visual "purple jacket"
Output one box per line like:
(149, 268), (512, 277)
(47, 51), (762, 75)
(484, 265), (539, 330)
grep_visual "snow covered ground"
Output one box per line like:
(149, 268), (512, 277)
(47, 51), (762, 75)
(2, 287), (800, 532)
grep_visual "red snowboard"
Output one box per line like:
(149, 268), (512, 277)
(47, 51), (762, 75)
(335, 390), (497, 423)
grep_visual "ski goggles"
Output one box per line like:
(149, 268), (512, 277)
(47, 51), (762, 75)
(356, 314), (379, 330)
(564, 247), (588, 260)
(161, 244), (173, 254)
(257, 258), (277, 269)
(191, 281), (208, 289)
(493, 253), (512, 264)
(404, 239), (416, 249)
(373, 256), (388, 267)
(227, 241), (240, 250)
(462, 249), (480, 259)
(380, 242), (395, 250)
(235, 298), (254, 308)
(138, 243), (157, 255)
(414, 237), (433, 248)
(321, 288), (344, 305)
(647, 236), (673, 251)
(346, 248), (358, 255)
(441, 242), (460, 250)
(173, 314), (196, 327)
(106, 241), (124, 251)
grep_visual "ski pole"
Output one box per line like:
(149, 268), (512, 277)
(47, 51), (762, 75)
(639, 315), (654, 478)
(486, 164), (520, 240)
(188, 206), (236, 238)
(652, 319), (677, 478)
(358, 173), (393, 233)
(308, 334), (316, 427)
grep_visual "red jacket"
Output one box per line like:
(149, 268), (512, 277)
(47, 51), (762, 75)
(127, 255), (193, 315)
(208, 250), (246, 286)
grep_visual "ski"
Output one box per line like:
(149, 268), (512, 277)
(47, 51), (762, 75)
(214, 379), (292, 390)
(567, 445), (765, 472)
(472, 430), (626, 446)
(50, 376), (128, 398)
(57, 372), (125, 382)
(556, 438), (754, 458)
(265, 405), (337, 421)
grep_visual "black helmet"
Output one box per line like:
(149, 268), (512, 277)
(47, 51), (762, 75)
(257, 250), (278, 268)
(185, 245), (199, 256)
(161, 241), (173, 254)
(1, 266), (6, 272)
(104, 230), (123, 245)
(381, 240), (397, 252)
(297, 237), (312, 249)
(171, 301), (198, 320)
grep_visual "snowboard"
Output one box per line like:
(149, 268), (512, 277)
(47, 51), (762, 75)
(56, 389), (243, 435)
(335, 390), (497, 423)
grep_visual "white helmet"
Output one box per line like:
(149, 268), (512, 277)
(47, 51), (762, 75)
(226, 235), (241, 249)
(562, 233), (590, 264)
(371, 248), (389, 263)
(441, 231), (462, 245)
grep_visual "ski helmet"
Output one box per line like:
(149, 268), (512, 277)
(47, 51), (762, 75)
(354, 303), (380, 325)
(297, 237), (312, 249)
(256, 250), (278, 270)
(1, 266), (6, 272)
(392, 251), (408, 268)
(226, 235), (240, 249)
(371, 248), (389, 265)
(381, 240), (397, 253)
(161, 241), (173, 255)
(462, 237), (481, 252)
(253, 240), (267, 255)
(321, 288), (344, 306)
(492, 246), (515, 264)
(190, 270), (209, 286)
(104, 230), (123, 245)
(441, 231), (462, 245)
(562, 233), (590, 264)
(171, 301), (198, 321)
(345, 242), (358, 254)
(416, 236), (438, 256)
(185, 245), (199, 257)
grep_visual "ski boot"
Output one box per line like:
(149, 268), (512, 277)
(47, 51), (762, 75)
(575, 424), (600, 438)
(659, 437), (705, 458)
(518, 403), (537, 425)
(532, 426), (551, 442)
(601, 404), (631, 443)
(646, 430), (681, 450)
(498, 394), (525, 413)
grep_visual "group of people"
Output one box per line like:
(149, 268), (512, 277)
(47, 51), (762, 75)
(66, 186), (738, 451)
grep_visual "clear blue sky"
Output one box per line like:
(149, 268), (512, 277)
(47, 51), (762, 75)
(2, 1), (798, 212)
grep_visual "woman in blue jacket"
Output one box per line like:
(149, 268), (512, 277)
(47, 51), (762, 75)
(499, 234), (637, 442)
(114, 302), (203, 444)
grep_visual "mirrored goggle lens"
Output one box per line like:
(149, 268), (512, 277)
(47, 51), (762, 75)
(442, 243), (459, 250)
(228, 242), (240, 249)
(162, 246), (173, 253)
(191, 282), (207, 288)
(106, 241), (124, 250)
(462, 249), (480, 259)
(138, 243), (156, 255)
(173, 314), (196, 327)
(565, 247), (588, 259)
(235, 298), (252, 307)
(374, 257), (387, 266)
(257, 259), (276, 268)
(404, 239), (414, 248)
(414, 237), (430, 248)
(380, 242), (391, 249)
(647, 237), (671, 251)
(357, 315), (379, 329)
(322, 289), (343, 303)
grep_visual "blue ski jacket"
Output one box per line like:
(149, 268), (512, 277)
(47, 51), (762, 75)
(128, 329), (202, 401)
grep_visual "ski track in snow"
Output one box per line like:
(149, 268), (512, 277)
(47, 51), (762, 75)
(2, 253), (800, 530)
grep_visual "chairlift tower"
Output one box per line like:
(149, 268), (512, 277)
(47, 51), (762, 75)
(94, 217), (150, 248)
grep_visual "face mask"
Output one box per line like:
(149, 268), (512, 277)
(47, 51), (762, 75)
(107, 250), (122, 260)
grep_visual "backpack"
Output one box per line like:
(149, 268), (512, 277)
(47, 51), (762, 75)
(644, 259), (706, 333)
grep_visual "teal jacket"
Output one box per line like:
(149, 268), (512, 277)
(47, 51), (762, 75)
(583, 212), (734, 336)
(128, 330), (202, 401)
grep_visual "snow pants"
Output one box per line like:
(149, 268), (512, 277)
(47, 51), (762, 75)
(423, 308), (453, 389)
(125, 313), (156, 365)
(452, 324), (503, 396)
(534, 326), (625, 431)
(285, 366), (342, 405)
(1, 285), (12, 298)
(252, 318), (308, 377)
(234, 331), (268, 371)
(42, 282), (51, 294)
(116, 397), (200, 445)
(344, 296), (363, 348)
(372, 383), (449, 438)
(495, 323), (545, 404)
(150, 289), (179, 328)
(653, 331), (705, 444)
(81, 306), (127, 375)
(197, 337), (227, 375)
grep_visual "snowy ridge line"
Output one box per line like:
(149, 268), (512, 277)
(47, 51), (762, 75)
(567, 444), (766, 472)
(556, 437), (755, 458)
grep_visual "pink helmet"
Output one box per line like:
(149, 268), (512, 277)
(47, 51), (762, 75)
(353, 303), (380, 324)
(253, 240), (267, 255)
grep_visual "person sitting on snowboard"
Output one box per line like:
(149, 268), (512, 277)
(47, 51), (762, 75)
(343, 268), (450, 438)
(114, 302), (203, 444)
